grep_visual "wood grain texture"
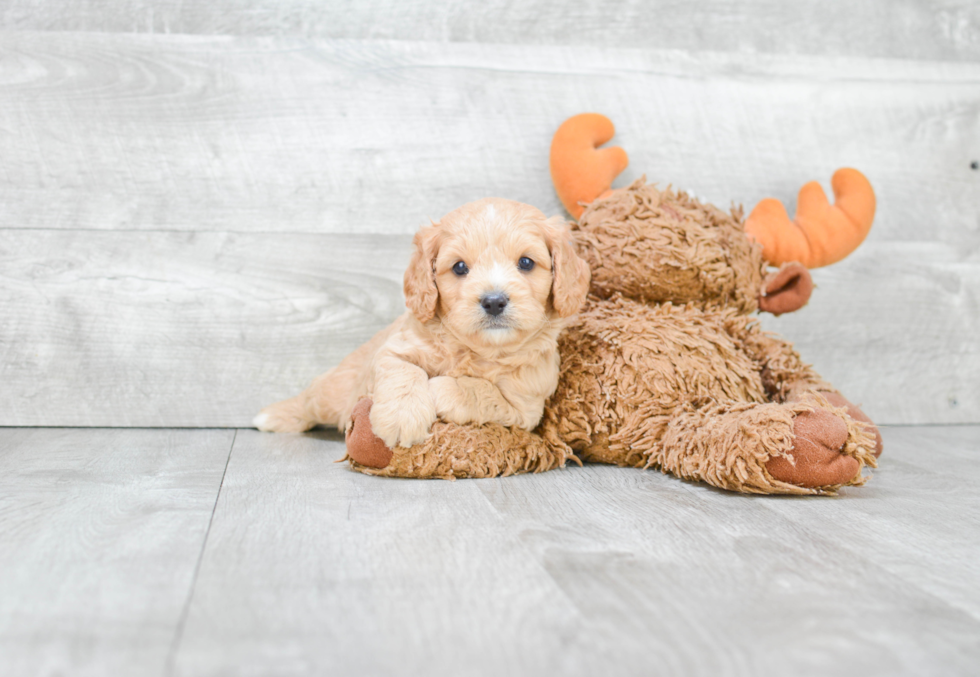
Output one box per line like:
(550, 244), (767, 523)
(0, 230), (411, 427)
(1, 230), (976, 426)
(169, 426), (980, 677)
(0, 33), (977, 427)
(2, 0), (979, 62)
(0, 33), (977, 244)
(758, 242), (980, 424)
(174, 430), (596, 676)
(760, 425), (980, 620)
(0, 428), (234, 677)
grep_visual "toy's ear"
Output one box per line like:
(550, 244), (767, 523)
(544, 216), (591, 317)
(758, 262), (813, 315)
(403, 223), (440, 323)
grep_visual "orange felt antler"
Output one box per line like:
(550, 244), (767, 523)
(550, 113), (629, 219)
(745, 168), (876, 268)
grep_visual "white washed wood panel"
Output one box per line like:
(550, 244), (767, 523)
(0, 428), (233, 677)
(2, 1), (979, 63)
(760, 242), (980, 424)
(0, 230), (411, 427)
(1, 231), (976, 427)
(0, 33), (976, 246)
(171, 428), (980, 676)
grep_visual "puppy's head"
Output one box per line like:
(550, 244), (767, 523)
(403, 198), (590, 347)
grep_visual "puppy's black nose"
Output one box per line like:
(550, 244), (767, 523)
(481, 292), (509, 316)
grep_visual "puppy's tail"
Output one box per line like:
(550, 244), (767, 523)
(550, 113), (629, 219)
(253, 395), (315, 433)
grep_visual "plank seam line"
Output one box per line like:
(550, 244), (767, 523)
(0, 227), (416, 237)
(0, 425), (247, 430)
(2, 423), (978, 430)
(165, 428), (236, 677)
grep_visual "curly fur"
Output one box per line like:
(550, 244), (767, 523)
(346, 180), (879, 495)
(255, 197), (590, 449)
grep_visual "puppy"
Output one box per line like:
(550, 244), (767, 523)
(254, 198), (591, 448)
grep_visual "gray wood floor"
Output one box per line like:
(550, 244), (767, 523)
(2, 425), (978, 677)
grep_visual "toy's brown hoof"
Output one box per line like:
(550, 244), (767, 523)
(767, 408), (859, 488)
(345, 398), (393, 469)
(822, 392), (883, 458)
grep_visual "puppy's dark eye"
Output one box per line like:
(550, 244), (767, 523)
(518, 257), (535, 271)
(453, 261), (469, 276)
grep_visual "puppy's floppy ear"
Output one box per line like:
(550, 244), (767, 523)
(543, 216), (591, 317)
(404, 223), (440, 323)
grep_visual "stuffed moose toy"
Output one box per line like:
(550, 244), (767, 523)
(341, 113), (882, 495)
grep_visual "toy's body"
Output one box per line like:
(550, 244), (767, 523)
(538, 182), (877, 494)
(340, 114), (883, 495)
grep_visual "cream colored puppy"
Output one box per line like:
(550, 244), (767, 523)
(254, 198), (591, 448)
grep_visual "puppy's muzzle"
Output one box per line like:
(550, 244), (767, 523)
(480, 292), (509, 317)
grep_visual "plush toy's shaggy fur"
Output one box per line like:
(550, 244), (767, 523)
(345, 179), (880, 494)
(350, 418), (574, 480)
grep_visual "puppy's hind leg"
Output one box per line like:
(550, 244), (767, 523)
(254, 363), (363, 433)
(254, 323), (396, 433)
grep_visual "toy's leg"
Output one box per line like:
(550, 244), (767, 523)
(734, 321), (883, 457)
(795, 391), (883, 458)
(648, 397), (877, 495)
(344, 398), (574, 479)
(732, 318), (830, 400)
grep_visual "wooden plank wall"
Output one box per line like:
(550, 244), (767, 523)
(4, 0), (979, 62)
(0, 2), (978, 427)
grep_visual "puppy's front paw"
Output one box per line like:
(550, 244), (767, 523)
(369, 396), (437, 448)
(428, 376), (463, 421)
